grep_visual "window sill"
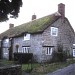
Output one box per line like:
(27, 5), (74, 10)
(23, 40), (30, 41)
(46, 54), (52, 55)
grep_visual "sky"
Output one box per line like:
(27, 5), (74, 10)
(0, 0), (75, 33)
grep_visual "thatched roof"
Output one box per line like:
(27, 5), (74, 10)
(0, 13), (60, 39)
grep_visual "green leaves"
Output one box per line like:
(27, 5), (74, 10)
(0, 0), (22, 22)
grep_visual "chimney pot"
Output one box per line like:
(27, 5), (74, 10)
(58, 3), (65, 18)
(32, 14), (36, 20)
(9, 23), (14, 29)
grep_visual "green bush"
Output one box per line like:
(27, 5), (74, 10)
(14, 53), (33, 64)
(52, 51), (67, 62)
(51, 44), (67, 62)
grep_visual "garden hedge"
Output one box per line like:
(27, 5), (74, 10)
(14, 53), (33, 64)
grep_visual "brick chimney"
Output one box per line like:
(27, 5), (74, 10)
(58, 3), (65, 18)
(9, 23), (14, 29)
(32, 14), (36, 20)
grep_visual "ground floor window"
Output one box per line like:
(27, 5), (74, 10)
(73, 49), (75, 57)
(43, 46), (53, 55)
(22, 46), (30, 53)
(46, 47), (52, 55)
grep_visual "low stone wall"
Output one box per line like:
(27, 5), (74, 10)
(0, 64), (22, 75)
(46, 64), (75, 75)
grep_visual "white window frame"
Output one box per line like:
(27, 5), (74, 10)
(73, 44), (75, 46)
(4, 53), (8, 55)
(46, 47), (52, 55)
(73, 49), (75, 57)
(4, 39), (9, 43)
(24, 34), (30, 41)
(22, 47), (30, 53)
(51, 27), (58, 36)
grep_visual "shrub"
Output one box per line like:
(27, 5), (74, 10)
(14, 53), (33, 64)
(51, 44), (67, 62)
(52, 51), (67, 62)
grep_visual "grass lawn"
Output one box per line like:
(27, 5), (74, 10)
(22, 58), (75, 75)
(0, 60), (15, 65)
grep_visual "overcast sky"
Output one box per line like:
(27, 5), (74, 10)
(0, 0), (75, 33)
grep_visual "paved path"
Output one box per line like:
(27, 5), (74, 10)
(46, 64), (75, 75)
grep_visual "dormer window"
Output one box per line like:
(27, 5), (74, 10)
(4, 39), (9, 43)
(51, 27), (58, 36)
(73, 44), (75, 46)
(24, 34), (30, 41)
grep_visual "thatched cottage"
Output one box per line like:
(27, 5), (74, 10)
(0, 3), (74, 62)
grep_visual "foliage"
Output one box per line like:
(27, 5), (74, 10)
(30, 58), (75, 75)
(52, 44), (67, 62)
(14, 53), (33, 64)
(0, 0), (22, 22)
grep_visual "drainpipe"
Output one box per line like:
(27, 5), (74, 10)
(0, 40), (3, 59)
(9, 38), (13, 60)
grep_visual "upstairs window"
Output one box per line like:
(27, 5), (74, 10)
(24, 34), (30, 41)
(73, 44), (75, 46)
(51, 27), (58, 36)
(3, 39), (9, 47)
(4, 39), (9, 43)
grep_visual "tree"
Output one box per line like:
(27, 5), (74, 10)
(0, 0), (22, 22)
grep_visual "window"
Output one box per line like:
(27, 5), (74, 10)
(46, 47), (52, 55)
(4, 39), (9, 43)
(22, 47), (30, 53)
(51, 27), (58, 36)
(73, 44), (75, 46)
(24, 34), (30, 41)
(73, 49), (75, 57)
(3, 39), (9, 47)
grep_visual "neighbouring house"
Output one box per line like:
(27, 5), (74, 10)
(0, 3), (75, 62)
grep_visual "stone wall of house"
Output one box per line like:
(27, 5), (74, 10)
(30, 34), (43, 62)
(13, 36), (24, 53)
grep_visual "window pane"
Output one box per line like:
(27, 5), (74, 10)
(49, 47), (51, 54)
(24, 34), (30, 40)
(46, 47), (53, 55)
(4, 39), (9, 43)
(22, 47), (30, 53)
(73, 49), (75, 57)
(51, 27), (58, 36)
(47, 48), (48, 54)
